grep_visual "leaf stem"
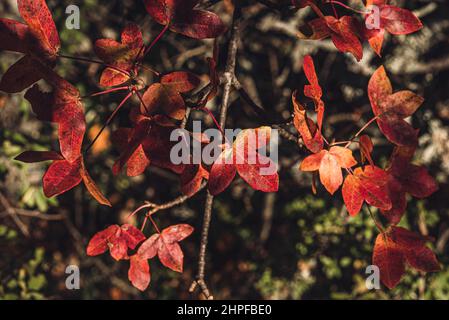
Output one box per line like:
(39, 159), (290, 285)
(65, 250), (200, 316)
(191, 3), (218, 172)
(81, 86), (129, 99)
(84, 92), (134, 154)
(326, 1), (369, 15)
(143, 24), (170, 59)
(148, 214), (161, 234)
(365, 205), (385, 233)
(345, 115), (379, 148)
(134, 89), (150, 114)
(57, 54), (130, 77)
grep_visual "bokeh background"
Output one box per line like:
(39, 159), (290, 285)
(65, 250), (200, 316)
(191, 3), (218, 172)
(1, 0), (449, 299)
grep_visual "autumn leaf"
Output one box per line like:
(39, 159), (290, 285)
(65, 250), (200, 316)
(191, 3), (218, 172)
(87, 224), (146, 261)
(94, 23), (143, 87)
(208, 127), (279, 196)
(128, 255), (151, 291)
(297, 16), (363, 61)
(0, 0), (60, 93)
(342, 165), (391, 216)
(43, 157), (83, 198)
(113, 121), (184, 176)
(380, 146), (438, 224)
(25, 79), (86, 163)
(297, 18), (332, 41)
(373, 227), (440, 289)
(144, 0), (226, 39)
(372, 233), (405, 289)
(138, 224), (194, 273)
(292, 55), (325, 153)
(180, 163), (209, 197)
(325, 16), (363, 62)
(160, 71), (201, 93)
(112, 118), (152, 175)
(80, 160), (112, 207)
(140, 72), (200, 120)
(359, 135), (374, 166)
(14, 150), (63, 163)
(368, 66), (423, 147)
(364, 4), (423, 56)
(300, 146), (357, 195)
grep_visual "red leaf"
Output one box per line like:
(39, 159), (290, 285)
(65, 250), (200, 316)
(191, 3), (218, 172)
(379, 5), (423, 35)
(138, 233), (160, 260)
(359, 135), (374, 166)
(208, 148), (237, 196)
(94, 23), (143, 86)
(0, 18), (29, 53)
(87, 224), (145, 261)
(390, 227), (440, 272)
(368, 66), (392, 116)
(79, 160), (111, 207)
(43, 158), (82, 197)
(87, 225), (120, 256)
(138, 224), (194, 273)
(342, 174), (364, 216)
(303, 55), (325, 130)
(342, 166), (391, 216)
(140, 83), (186, 120)
(17, 0), (60, 56)
(373, 227), (440, 289)
(325, 16), (363, 61)
(161, 71), (201, 93)
(144, 0), (226, 39)
(142, 125), (186, 174)
(293, 93), (324, 154)
(405, 246), (441, 273)
(208, 127), (279, 195)
(113, 118), (152, 175)
(161, 224), (194, 243)
(364, 5), (422, 57)
(0, 56), (43, 93)
(379, 147), (437, 224)
(373, 233), (405, 289)
(368, 66), (422, 147)
(15, 150), (63, 163)
(128, 255), (151, 291)
(25, 81), (86, 163)
(297, 18), (331, 41)
(158, 241), (184, 272)
(0, 0), (60, 94)
(121, 224), (146, 249)
(180, 163), (209, 197)
(300, 146), (357, 195)
(367, 29), (385, 57)
(99, 68), (130, 88)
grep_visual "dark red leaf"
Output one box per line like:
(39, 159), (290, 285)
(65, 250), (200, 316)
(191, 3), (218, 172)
(87, 224), (145, 261)
(15, 150), (63, 163)
(87, 225), (120, 256)
(43, 158), (82, 197)
(0, 55), (43, 93)
(144, 0), (226, 39)
(161, 71), (201, 93)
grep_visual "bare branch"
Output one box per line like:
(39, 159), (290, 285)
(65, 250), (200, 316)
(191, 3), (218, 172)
(190, 4), (243, 300)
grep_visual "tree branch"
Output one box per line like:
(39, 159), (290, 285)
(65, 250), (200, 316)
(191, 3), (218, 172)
(189, 4), (242, 300)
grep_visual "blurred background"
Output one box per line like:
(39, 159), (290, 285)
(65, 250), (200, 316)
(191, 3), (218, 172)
(1, 0), (448, 299)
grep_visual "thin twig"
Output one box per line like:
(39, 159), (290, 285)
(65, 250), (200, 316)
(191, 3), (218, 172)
(190, 4), (242, 300)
